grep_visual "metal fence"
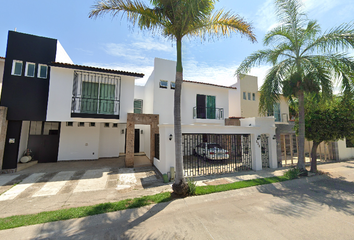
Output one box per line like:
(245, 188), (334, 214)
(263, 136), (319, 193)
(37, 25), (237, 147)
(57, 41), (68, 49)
(182, 134), (252, 177)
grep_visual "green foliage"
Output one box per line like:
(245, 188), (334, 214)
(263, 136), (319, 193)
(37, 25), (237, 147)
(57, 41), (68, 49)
(187, 177), (197, 195)
(294, 94), (354, 143)
(236, 0), (354, 113)
(283, 167), (300, 179)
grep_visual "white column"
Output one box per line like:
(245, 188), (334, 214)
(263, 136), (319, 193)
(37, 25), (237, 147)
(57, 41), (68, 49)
(269, 133), (278, 168)
(251, 133), (262, 171)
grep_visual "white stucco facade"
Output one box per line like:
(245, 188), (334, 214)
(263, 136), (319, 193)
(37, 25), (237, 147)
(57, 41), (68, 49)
(337, 139), (354, 160)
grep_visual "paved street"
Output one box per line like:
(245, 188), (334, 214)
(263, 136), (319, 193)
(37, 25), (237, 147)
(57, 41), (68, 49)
(0, 161), (353, 239)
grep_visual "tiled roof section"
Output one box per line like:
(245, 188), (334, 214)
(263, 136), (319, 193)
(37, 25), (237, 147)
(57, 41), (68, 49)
(51, 62), (144, 78)
(0, 56), (5, 60)
(183, 80), (237, 90)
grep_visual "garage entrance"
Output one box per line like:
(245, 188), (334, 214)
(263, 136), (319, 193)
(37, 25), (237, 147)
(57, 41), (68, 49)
(27, 121), (61, 163)
(182, 134), (252, 177)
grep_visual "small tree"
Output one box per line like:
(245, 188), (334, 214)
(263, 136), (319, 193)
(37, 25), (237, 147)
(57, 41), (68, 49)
(295, 95), (354, 173)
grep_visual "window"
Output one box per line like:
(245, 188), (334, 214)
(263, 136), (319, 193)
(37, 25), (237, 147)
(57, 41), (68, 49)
(104, 123), (110, 128)
(243, 92), (246, 100)
(248, 92), (251, 100)
(81, 82), (115, 115)
(252, 93), (256, 101)
(38, 64), (48, 79)
(112, 123), (118, 128)
(90, 122), (95, 127)
(25, 62), (36, 77)
(11, 60), (23, 76)
(170, 82), (175, 89)
(268, 103), (281, 122)
(30, 121), (42, 135)
(134, 99), (143, 114)
(66, 122), (73, 127)
(78, 122), (85, 127)
(196, 94), (216, 119)
(159, 80), (168, 89)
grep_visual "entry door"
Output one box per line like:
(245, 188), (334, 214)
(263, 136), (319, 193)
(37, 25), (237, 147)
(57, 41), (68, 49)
(134, 129), (140, 153)
(28, 121), (61, 163)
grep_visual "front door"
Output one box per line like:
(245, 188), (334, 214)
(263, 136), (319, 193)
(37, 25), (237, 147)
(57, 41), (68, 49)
(28, 121), (61, 163)
(134, 129), (140, 153)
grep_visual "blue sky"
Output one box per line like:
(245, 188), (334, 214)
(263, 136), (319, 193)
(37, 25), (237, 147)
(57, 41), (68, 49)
(1, 0), (353, 86)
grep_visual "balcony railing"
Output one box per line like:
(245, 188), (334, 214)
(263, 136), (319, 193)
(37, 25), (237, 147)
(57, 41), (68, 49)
(193, 107), (224, 120)
(71, 97), (120, 118)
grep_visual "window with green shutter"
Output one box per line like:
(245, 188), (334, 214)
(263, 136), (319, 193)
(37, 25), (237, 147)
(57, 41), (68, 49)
(206, 95), (216, 119)
(134, 99), (143, 114)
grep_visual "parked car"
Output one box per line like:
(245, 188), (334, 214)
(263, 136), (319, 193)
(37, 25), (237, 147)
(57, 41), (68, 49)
(193, 143), (229, 160)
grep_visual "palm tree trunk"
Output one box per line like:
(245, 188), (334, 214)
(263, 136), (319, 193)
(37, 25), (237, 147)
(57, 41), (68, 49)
(172, 37), (188, 196)
(297, 90), (306, 171)
(310, 141), (320, 173)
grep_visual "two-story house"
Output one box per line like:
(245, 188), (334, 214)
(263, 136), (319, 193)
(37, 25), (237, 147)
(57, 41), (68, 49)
(0, 31), (144, 173)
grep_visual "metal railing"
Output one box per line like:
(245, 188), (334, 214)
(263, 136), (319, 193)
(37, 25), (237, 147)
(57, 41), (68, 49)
(193, 107), (224, 120)
(71, 97), (120, 115)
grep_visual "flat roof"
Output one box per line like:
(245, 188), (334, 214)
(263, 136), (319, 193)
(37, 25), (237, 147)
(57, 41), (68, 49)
(0, 57), (5, 60)
(183, 80), (237, 90)
(51, 62), (144, 78)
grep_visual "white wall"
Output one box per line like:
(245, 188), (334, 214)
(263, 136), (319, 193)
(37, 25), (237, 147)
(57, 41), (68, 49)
(182, 82), (230, 125)
(143, 70), (155, 114)
(18, 121), (30, 162)
(98, 123), (120, 158)
(47, 67), (136, 123)
(58, 122), (100, 161)
(55, 41), (73, 64)
(337, 139), (354, 160)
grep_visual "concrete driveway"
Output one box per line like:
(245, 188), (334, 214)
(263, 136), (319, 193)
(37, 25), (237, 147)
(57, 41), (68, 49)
(0, 161), (353, 239)
(0, 158), (163, 218)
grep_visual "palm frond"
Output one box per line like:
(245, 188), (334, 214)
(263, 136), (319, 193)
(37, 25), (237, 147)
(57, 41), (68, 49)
(188, 9), (256, 42)
(235, 50), (274, 75)
(89, 0), (166, 32)
(305, 22), (354, 54)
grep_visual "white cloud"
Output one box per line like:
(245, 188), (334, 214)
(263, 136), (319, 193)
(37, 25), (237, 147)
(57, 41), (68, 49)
(254, 0), (347, 32)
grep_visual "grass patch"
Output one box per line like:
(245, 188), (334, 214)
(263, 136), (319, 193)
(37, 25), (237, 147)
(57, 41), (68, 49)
(195, 176), (290, 195)
(0, 172), (298, 230)
(0, 192), (172, 230)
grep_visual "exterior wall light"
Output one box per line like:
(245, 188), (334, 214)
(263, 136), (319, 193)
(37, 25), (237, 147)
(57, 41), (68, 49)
(121, 129), (125, 134)
(273, 135), (276, 140)
(169, 134), (173, 141)
(257, 135), (261, 141)
(141, 130), (143, 134)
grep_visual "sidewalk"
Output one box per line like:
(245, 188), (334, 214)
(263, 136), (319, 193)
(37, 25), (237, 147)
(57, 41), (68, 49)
(1, 161), (354, 240)
(0, 159), (351, 218)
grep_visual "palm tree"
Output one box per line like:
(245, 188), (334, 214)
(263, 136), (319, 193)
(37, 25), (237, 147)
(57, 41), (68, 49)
(236, 0), (354, 172)
(90, 0), (256, 195)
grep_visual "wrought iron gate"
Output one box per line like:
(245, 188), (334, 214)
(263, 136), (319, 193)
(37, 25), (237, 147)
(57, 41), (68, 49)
(182, 134), (252, 177)
(261, 134), (269, 168)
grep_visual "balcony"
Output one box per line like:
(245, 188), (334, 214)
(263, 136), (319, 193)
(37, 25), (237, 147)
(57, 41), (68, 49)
(71, 97), (120, 119)
(71, 70), (121, 119)
(193, 107), (224, 124)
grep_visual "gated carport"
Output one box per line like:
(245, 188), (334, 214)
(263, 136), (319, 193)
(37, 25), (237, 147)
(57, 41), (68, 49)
(154, 117), (278, 177)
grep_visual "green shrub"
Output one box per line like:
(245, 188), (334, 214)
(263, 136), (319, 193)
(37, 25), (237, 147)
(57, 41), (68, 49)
(284, 167), (300, 179)
(187, 178), (197, 195)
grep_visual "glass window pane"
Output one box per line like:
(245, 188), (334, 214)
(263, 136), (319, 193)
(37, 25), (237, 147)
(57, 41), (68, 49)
(39, 65), (47, 78)
(248, 92), (251, 100)
(26, 63), (35, 77)
(171, 82), (175, 89)
(13, 61), (22, 75)
(81, 82), (99, 114)
(159, 80), (168, 88)
(243, 92), (246, 100)
(252, 93), (255, 101)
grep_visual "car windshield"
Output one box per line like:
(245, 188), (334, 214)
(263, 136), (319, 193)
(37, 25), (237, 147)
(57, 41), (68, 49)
(207, 144), (222, 149)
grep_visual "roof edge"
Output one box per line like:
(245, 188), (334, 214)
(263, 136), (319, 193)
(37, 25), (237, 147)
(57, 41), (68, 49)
(51, 62), (144, 78)
(183, 80), (237, 90)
